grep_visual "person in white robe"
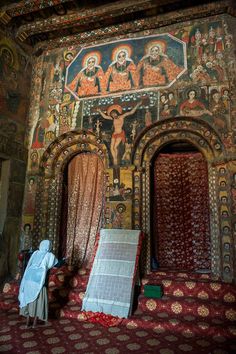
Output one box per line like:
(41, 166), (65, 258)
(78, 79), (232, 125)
(18, 240), (58, 327)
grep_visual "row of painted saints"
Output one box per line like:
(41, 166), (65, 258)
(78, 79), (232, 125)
(31, 84), (230, 166)
(66, 40), (185, 97)
(30, 31), (232, 168)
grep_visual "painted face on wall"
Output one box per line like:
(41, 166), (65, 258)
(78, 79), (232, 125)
(150, 45), (161, 59)
(29, 178), (34, 186)
(65, 53), (73, 61)
(195, 29), (202, 40)
(168, 92), (174, 100)
(212, 92), (220, 102)
(160, 94), (167, 103)
(219, 168), (226, 174)
(23, 224), (31, 233)
(110, 110), (119, 119)
(86, 57), (96, 70)
(1, 48), (12, 65)
(117, 51), (127, 65)
(223, 89), (229, 97)
(209, 26), (215, 38)
(188, 90), (196, 100)
(31, 152), (38, 162)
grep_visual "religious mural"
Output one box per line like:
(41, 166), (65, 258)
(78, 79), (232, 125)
(0, 35), (31, 143)
(105, 167), (133, 229)
(65, 34), (187, 99)
(22, 15), (236, 279)
(0, 31), (31, 278)
(82, 92), (157, 166)
(27, 19), (234, 162)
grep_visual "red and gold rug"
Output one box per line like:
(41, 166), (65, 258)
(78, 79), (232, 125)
(0, 267), (235, 353)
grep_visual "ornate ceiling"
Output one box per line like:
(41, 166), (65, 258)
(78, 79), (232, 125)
(0, 0), (235, 52)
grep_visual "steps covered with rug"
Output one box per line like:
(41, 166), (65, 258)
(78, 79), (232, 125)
(0, 267), (236, 341)
(133, 271), (236, 338)
(57, 269), (236, 339)
(0, 265), (78, 314)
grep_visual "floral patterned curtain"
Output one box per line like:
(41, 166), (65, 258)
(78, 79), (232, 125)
(153, 152), (211, 271)
(66, 153), (104, 267)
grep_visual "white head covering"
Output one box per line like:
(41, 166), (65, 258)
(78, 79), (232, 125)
(18, 239), (58, 308)
(33, 240), (52, 266)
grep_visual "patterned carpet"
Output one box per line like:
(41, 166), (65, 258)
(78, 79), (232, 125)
(0, 267), (236, 353)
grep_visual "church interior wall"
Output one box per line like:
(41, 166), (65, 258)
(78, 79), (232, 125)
(19, 12), (236, 280)
(0, 30), (32, 278)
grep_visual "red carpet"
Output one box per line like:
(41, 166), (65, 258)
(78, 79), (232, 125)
(0, 266), (236, 353)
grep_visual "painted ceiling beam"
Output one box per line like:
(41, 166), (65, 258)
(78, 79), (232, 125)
(1, 0), (235, 46)
(15, 0), (158, 42)
(0, 0), (71, 22)
(33, 0), (235, 52)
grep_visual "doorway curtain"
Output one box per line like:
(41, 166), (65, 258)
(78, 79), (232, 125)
(66, 153), (104, 268)
(153, 152), (211, 271)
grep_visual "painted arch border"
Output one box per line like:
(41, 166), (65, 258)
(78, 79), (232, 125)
(33, 130), (109, 253)
(65, 33), (187, 101)
(40, 129), (109, 178)
(132, 116), (227, 277)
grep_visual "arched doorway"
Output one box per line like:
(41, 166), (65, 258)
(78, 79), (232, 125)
(58, 152), (105, 268)
(33, 130), (109, 265)
(151, 142), (211, 272)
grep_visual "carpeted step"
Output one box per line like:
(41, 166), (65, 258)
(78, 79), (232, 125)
(138, 294), (236, 322)
(2, 280), (20, 295)
(146, 270), (216, 281)
(59, 301), (236, 339)
(1, 303), (235, 354)
(0, 293), (18, 311)
(0, 290), (77, 320)
(60, 301), (83, 320)
(0, 285), (74, 313)
(2, 282), (71, 300)
(0, 266), (89, 316)
(141, 278), (236, 302)
(48, 286), (71, 302)
(68, 274), (89, 289)
(2, 265), (75, 296)
(67, 288), (85, 304)
(48, 265), (75, 287)
(122, 310), (236, 339)
(50, 264), (75, 275)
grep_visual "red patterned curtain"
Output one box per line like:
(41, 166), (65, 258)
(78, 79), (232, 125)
(66, 153), (104, 267)
(153, 152), (211, 271)
(58, 180), (68, 259)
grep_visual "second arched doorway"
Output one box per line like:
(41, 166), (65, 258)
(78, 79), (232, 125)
(150, 141), (211, 272)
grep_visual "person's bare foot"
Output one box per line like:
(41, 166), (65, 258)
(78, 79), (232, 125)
(26, 316), (30, 328)
(32, 316), (37, 328)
